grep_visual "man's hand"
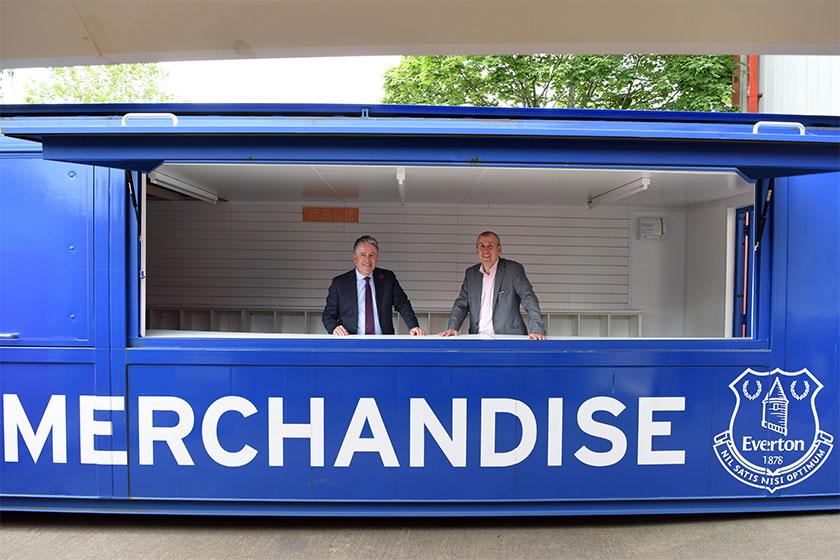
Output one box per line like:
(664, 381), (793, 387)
(438, 328), (459, 337)
(332, 326), (349, 336)
(408, 327), (426, 336)
(528, 332), (548, 340)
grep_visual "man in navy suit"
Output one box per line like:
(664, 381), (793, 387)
(323, 235), (425, 336)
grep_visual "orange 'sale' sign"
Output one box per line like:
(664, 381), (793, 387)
(302, 207), (360, 223)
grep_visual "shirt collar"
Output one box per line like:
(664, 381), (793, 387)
(355, 269), (372, 281)
(481, 260), (499, 276)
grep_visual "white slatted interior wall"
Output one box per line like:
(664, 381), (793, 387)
(146, 201), (629, 313)
(456, 205), (630, 309)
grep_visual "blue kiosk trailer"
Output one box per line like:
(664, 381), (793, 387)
(0, 104), (838, 516)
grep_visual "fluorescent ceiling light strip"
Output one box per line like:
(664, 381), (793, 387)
(149, 171), (219, 204)
(588, 176), (650, 209)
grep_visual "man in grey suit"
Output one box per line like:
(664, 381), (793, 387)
(438, 231), (547, 340)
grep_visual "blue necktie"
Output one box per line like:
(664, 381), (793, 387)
(364, 277), (375, 335)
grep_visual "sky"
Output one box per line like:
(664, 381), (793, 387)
(0, 56), (403, 104)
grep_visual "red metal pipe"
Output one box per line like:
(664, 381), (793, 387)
(747, 55), (760, 112)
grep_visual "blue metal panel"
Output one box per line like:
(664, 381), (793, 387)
(106, 167), (130, 499)
(783, 173), (840, 487)
(124, 345), (778, 367)
(2, 102), (839, 127)
(784, 173), (840, 370)
(0, 134), (41, 152)
(118, 361), (834, 503)
(30, 135), (840, 179)
(2, 104), (837, 180)
(0, 347), (98, 364)
(0, 154), (95, 346)
(0, 363), (113, 497)
(0, 156), (121, 499)
(2, 495), (838, 516)
(4, 115), (838, 142)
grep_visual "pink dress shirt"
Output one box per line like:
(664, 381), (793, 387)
(477, 261), (498, 335)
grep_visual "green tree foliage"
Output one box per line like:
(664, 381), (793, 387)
(383, 55), (739, 112)
(24, 63), (174, 103)
(0, 68), (14, 98)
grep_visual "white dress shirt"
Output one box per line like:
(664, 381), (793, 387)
(478, 261), (498, 335)
(355, 269), (382, 335)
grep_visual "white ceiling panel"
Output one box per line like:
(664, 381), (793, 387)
(153, 163), (753, 208)
(361, 165), (486, 204)
(155, 164), (342, 202)
(464, 168), (649, 206)
(314, 165), (401, 203)
(631, 172), (753, 207)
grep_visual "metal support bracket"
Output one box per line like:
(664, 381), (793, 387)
(754, 177), (775, 252)
(126, 170), (141, 225)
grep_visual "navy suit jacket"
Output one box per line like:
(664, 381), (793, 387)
(322, 268), (419, 334)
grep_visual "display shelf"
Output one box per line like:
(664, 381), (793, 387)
(148, 307), (643, 337)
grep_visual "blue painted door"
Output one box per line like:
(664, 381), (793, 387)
(0, 155), (95, 346)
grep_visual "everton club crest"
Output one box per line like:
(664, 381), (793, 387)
(714, 368), (833, 492)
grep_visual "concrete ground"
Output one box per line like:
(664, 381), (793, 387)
(1, 510), (838, 560)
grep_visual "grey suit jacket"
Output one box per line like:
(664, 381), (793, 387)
(447, 258), (545, 335)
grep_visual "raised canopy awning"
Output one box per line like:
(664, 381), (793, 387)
(2, 104), (838, 179)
